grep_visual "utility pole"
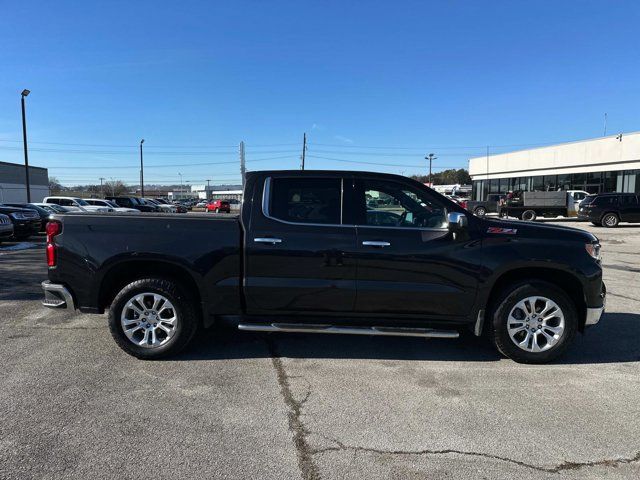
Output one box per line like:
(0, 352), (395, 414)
(20, 89), (31, 202)
(425, 153), (437, 187)
(300, 133), (307, 170)
(139, 139), (145, 197)
(239, 141), (246, 187)
(99, 177), (105, 197)
(603, 113), (608, 137)
(178, 172), (183, 198)
(206, 179), (211, 201)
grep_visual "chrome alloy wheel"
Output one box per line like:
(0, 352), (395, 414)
(120, 293), (178, 348)
(507, 296), (565, 353)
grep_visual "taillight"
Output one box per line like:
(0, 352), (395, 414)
(46, 221), (62, 267)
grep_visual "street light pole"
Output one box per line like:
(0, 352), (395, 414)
(425, 153), (437, 187)
(178, 172), (183, 198)
(139, 139), (145, 197)
(21, 89), (31, 202)
(99, 177), (105, 197)
(206, 179), (211, 201)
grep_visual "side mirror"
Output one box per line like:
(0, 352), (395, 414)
(447, 211), (468, 230)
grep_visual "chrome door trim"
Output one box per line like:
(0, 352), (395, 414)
(254, 237), (283, 244)
(361, 241), (391, 247)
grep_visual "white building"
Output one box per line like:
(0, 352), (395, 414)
(0, 161), (49, 203)
(469, 132), (640, 200)
(190, 184), (243, 201)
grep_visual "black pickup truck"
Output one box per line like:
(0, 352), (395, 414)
(42, 170), (606, 363)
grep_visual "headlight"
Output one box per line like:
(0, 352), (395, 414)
(9, 212), (26, 220)
(585, 243), (601, 261)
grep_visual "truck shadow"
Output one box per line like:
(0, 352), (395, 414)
(176, 312), (640, 365)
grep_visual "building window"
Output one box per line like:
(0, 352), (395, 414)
(602, 171), (619, 192)
(531, 176), (543, 191)
(543, 175), (557, 191)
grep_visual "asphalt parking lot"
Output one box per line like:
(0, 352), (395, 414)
(1, 221), (639, 480)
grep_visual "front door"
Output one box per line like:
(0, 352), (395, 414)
(244, 175), (357, 314)
(351, 177), (481, 320)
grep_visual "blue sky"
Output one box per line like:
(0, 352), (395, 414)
(0, 0), (639, 186)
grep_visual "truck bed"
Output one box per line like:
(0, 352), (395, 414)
(47, 212), (242, 321)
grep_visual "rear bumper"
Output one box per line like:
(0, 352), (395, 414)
(42, 281), (76, 309)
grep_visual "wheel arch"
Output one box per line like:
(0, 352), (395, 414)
(98, 259), (204, 316)
(482, 267), (587, 334)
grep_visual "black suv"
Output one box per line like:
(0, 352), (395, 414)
(0, 204), (41, 240)
(578, 193), (640, 227)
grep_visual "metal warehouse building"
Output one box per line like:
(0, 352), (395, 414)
(0, 161), (49, 203)
(469, 132), (640, 200)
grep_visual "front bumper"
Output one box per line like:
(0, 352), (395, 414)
(0, 225), (14, 239)
(42, 281), (76, 309)
(13, 219), (41, 235)
(585, 283), (606, 326)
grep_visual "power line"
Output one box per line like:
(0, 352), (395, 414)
(305, 154), (461, 169)
(42, 155), (297, 170)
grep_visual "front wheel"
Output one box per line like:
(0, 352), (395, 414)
(521, 209), (537, 221)
(108, 278), (199, 359)
(490, 281), (577, 364)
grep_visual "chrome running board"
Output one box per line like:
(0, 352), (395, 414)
(237, 323), (459, 339)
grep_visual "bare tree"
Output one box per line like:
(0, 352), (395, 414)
(104, 180), (129, 197)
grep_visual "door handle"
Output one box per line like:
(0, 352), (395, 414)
(254, 237), (282, 245)
(362, 241), (391, 247)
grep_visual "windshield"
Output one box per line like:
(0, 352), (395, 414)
(581, 195), (596, 205)
(106, 200), (119, 208)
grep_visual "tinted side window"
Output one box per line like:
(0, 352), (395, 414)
(621, 195), (638, 205)
(359, 179), (447, 229)
(46, 198), (61, 205)
(269, 177), (342, 225)
(594, 196), (617, 206)
(59, 199), (74, 206)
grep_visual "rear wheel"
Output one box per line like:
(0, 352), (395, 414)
(602, 213), (619, 228)
(474, 206), (486, 217)
(108, 278), (199, 359)
(490, 281), (577, 364)
(521, 209), (537, 221)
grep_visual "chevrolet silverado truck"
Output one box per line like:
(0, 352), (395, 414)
(41, 170), (606, 363)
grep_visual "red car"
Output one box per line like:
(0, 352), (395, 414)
(206, 200), (231, 213)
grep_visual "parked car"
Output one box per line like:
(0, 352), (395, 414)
(85, 199), (140, 213)
(43, 196), (112, 213)
(578, 192), (640, 227)
(42, 170), (605, 364)
(3, 203), (54, 231)
(31, 203), (72, 214)
(466, 194), (505, 217)
(144, 198), (177, 213)
(206, 199), (231, 213)
(195, 201), (208, 208)
(105, 196), (157, 213)
(0, 204), (41, 240)
(0, 214), (14, 244)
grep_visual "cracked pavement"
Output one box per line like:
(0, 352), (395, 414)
(1, 220), (640, 479)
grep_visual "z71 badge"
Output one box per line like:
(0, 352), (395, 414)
(487, 227), (518, 234)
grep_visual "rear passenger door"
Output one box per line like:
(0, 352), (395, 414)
(244, 175), (357, 314)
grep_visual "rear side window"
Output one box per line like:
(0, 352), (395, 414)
(594, 196), (618, 206)
(268, 177), (342, 225)
(46, 198), (61, 205)
(620, 195), (639, 205)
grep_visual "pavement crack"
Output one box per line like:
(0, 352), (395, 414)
(311, 442), (640, 474)
(267, 337), (320, 480)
